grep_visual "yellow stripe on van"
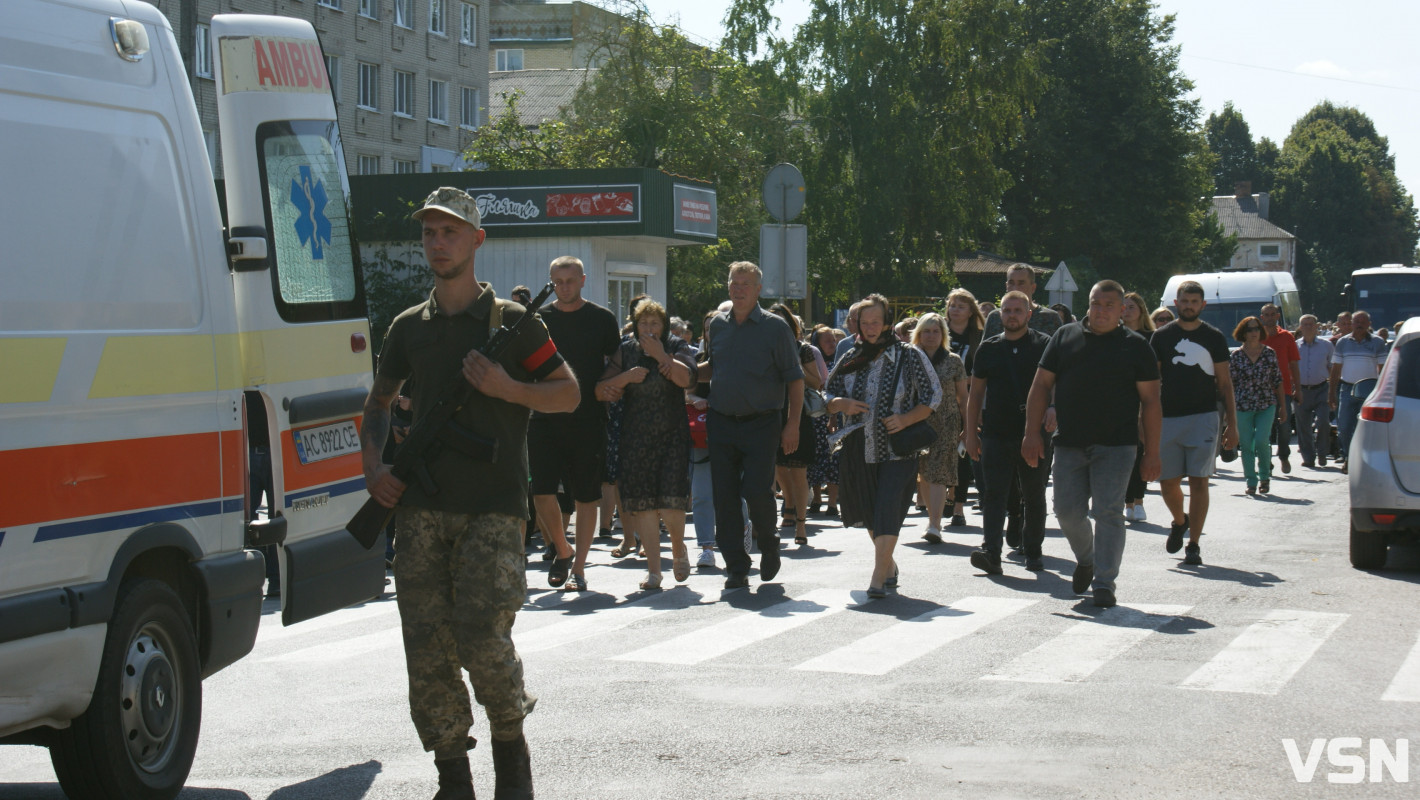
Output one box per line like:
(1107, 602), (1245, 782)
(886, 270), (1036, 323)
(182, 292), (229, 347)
(245, 321), (373, 385)
(1, 338), (67, 403)
(88, 322), (372, 399)
(90, 335), (217, 398)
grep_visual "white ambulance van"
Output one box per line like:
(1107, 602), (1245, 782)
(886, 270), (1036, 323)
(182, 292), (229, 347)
(1, 2), (385, 797)
(1161, 271), (1302, 346)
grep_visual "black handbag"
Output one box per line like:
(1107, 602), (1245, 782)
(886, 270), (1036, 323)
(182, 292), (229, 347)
(887, 345), (938, 457)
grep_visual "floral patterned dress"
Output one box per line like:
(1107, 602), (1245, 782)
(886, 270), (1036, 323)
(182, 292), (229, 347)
(919, 348), (965, 485)
(614, 336), (696, 512)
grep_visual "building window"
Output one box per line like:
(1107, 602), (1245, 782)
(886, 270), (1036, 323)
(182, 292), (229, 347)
(428, 80), (447, 122)
(494, 49), (523, 71)
(357, 62), (379, 110)
(607, 276), (647, 325)
(429, 0), (445, 35)
(460, 3), (478, 45)
(394, 159), (417, 174)
(460, 86), (480, 129)
(317, 0), (342, 9)
(1258, 243), (1282, 260)
(431, 164), (448, 173)
(194, 24), (213, 78)
(394, 0), (412, 28)
(324, 54), (341, 96)
(358, 155), (380, 175)
(359, 0), (378, 18)
(394, 70), (414, 117)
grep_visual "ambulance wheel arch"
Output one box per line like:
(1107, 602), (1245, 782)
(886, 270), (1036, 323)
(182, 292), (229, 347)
(50, 579), (202, 800)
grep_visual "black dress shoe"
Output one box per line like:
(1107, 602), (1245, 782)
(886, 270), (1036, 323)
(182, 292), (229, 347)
(1093, 587), (1117, 608)
(724, 573), (749, 589)
(1072, 563), (1094, 594)
(969, 549), (1003, 575)
(759, 541), (781, 581)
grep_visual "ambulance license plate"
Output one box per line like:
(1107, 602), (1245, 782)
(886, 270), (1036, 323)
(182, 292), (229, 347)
(292, 420), (360, 464)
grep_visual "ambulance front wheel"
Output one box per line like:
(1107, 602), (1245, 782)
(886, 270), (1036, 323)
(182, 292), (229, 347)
(51, 579), (203, 800)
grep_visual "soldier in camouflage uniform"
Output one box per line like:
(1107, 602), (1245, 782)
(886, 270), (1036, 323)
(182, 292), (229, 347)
(361, 187), (580, 800)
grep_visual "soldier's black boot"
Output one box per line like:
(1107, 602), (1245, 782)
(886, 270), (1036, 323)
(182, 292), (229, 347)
(491, 734), (534, 800)
(433, 756), (476, 800)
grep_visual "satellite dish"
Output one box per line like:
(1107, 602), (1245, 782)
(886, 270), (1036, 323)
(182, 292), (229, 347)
(763, 163), (806, 223)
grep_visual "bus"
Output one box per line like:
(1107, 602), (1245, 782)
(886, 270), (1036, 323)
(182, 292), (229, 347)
(1345, 265), (1420, 330)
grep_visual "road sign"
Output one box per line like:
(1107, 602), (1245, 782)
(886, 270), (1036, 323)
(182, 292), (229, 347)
(760, 224), (807, 299)
(763, 163), (806, 223)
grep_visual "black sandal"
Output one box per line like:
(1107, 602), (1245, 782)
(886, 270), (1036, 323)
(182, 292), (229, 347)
(548, 555), (572, 587)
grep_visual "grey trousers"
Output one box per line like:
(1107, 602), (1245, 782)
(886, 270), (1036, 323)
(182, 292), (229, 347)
(1052, 444), (1137, 593)
(1295, 385), (1331, 463)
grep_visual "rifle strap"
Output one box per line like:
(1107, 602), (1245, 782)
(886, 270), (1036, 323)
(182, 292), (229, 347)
(490, 296), (505, 339)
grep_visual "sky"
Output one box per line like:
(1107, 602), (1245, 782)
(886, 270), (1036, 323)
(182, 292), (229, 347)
(627, 0), (1420, 214)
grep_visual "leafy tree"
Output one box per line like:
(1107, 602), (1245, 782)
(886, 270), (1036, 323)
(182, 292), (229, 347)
(463, 3), (808, 321)
(1254, 137), (1280, 194)
(1204, 102), (1259, 196)
(781, 0), (1042, 300)
(991, 0), (1217, 297)
(1270, 104), (1418, 318)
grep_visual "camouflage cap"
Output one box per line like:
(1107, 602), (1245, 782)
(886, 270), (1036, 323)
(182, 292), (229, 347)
(412, 186), (482, 229)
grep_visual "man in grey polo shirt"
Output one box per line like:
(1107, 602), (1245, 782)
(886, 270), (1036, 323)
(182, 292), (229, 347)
(699, 261), (805, 588)
(1294, 314), (1335, 468)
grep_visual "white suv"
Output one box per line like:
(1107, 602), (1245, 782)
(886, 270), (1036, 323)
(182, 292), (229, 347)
(1348, 316), (1420, 568)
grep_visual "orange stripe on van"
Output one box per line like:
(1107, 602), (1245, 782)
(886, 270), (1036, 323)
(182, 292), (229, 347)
(1, 433), (226, 530)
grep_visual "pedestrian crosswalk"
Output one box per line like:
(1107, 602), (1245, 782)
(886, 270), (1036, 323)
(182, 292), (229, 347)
(253, 580), (1418, 703)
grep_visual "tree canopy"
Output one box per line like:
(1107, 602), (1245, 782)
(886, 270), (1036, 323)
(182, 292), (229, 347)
(1205, 101), (1259, 196)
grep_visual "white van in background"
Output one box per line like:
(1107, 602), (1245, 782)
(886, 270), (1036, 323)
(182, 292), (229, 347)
(1, 2), (384, 797)
(1161, 271), (1302, 345)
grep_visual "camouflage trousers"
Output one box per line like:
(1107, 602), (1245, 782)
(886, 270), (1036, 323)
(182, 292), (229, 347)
(394, 508), (536, 757)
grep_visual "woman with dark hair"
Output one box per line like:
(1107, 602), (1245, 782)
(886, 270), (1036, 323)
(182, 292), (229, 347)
(597, 299), (696, 589)
(944, 289), (984, 527)
(826, 294), (943, 597)
(600, 293), (653, 558)
(769, 304), (823, 545)
(808, 325), (842, 516)
(1122, 291), (1156, 522)
(1230, 316), (1286, 495)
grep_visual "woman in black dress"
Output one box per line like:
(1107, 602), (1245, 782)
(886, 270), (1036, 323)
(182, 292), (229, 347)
(944, 288), (985, 527)
(596, 300), (696, 589)
(769, 304), (824, 546)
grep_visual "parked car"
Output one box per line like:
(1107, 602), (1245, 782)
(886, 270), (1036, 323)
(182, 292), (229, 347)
(1348, 317), (1420, 568)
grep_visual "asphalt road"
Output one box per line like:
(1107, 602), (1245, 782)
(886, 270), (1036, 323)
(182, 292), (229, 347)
(3, 459), (1418, 799)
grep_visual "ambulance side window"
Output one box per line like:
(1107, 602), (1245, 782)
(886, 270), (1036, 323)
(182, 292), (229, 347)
(255, 120), (366, 323)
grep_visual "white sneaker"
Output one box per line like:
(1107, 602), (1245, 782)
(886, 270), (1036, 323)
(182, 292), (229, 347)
(1123, 506), (1135, 522)
(1133, 506), (1147, 522)
(697, 548), (716, 568)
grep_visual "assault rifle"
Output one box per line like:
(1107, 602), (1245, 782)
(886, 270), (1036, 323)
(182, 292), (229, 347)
(347, 282), (556, 549)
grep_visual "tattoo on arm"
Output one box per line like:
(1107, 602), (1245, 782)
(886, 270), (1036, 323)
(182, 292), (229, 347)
(361, 375), (402, 455)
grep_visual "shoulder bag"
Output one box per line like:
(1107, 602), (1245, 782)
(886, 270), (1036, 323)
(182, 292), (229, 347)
(888, 344), (938, 457)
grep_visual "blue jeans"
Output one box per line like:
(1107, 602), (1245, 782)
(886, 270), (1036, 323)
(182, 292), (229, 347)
(1338, 384), (1364, 460)
(690, 448), (715, 548)
(1237, 406), (1277, 487)
(1051, 444), (1136, 593)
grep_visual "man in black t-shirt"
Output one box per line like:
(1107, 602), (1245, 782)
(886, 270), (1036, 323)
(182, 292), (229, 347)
(1023, 281), (1161, 609)
(528, 255), (622, 591)
(965, 291), (1053, 574)
(1149, 280), (1238, 567)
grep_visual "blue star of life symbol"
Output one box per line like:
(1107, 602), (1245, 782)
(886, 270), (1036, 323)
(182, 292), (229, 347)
(290, 165), (333, 260)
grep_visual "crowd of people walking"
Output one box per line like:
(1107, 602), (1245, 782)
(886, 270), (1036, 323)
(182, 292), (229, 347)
(487, 258), (1396, 613)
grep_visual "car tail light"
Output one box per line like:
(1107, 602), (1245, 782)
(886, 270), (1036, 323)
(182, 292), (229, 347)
(1360, 405), (1394, 422)
(351, 333), (367, 353)
(1371, 513), (1398, 525)
(1360, 344), (1403, 423)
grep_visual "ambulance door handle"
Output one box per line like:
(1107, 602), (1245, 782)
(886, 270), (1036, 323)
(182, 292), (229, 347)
(227, 225), (270, 271)
(247, 514), (287, 548)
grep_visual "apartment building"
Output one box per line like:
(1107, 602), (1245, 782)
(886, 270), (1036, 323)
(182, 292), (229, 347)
(155, 0), (490, 177)
(489, 0), (622, 74)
